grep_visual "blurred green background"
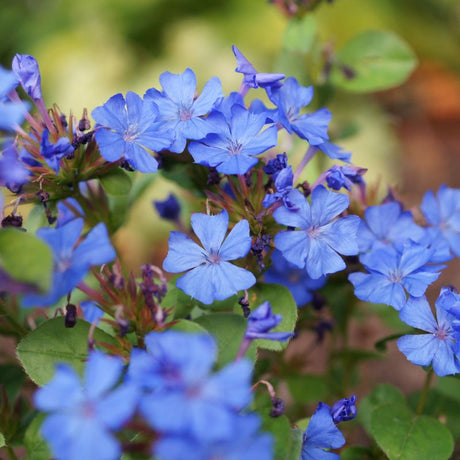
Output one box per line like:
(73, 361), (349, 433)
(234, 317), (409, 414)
(2, 0), (460, 272)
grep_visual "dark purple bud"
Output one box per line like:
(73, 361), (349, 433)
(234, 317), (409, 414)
(270, 397), (285, 417)
(78, 116), (91, 132)
(311, 292), (326, 311)
(1, 214), (23, 228)
(341, 65), (356, 80)
(60, 114), (68, 128)
(154, 194), (181, 222)
(12, 54), (42, 101)
(65, 304), (77, 328)
(239, 296), (251, 318)
(330, 395), (357, 423)
(263, 153), (288, 176)
(119, 159), (135, 171)
(207, 168), (221, 186)
(315, 319), (333, 343)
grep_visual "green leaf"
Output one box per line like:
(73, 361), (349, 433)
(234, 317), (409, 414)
(99, 168), (132, 196)
(286, 428), (303, 460)
(0, 432), (4, 448)
(341, 446), (374, 460)
(283, 15), (317, 54)
(0, 229), (53, 292)
(262, 413), (292, 460)
(249, 283), (297, 352)
(195, 313), (256, 368)
(359, 383), (406, 435)
(287, 374), (328, 404)
(331, 30), (417, 92)
(0, 364), (25, 403)
(24, 413), (51, 460)
(168, 319), (209, 334)
(370, 403), (454, 460)
(17, 318), (117, 385)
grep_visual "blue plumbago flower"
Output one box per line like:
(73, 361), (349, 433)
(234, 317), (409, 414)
(421, 185), (460, 257)
(154, 413), (274, 460)
(397, 294), (460, 376)
(437, 286), (460, 319)
(329, 395), (358, 423)
(245, 301), (294, 341)
(12, 54), (42, 101)
(56, 198), (84, 227)
(264, 249), (326, 307)
(34, 351), (138, 460)
(263, 152), (288, 177)
(0, 144), (29, 189)
(163, 209), (256, 304)
(188, 104), (278, 175)
(274, 185), (360, 279)
(92, 91), (174, 173)
(268, 77), (331, 146)
(326, 165), (366, 191)
(80, 300), (104, 324)
(154, 193), (181, 221)
(316, 141), (352, 163)
(232, 45), (284, 92)
(40, 128), (74, 173)
(128, 331), (253, 443)
(357, 201), (426, 254)
(0, 66), (27, 131)
(348, 243), (442, 310)
(145, 68), (223, 153)
(22, 219), (116, 307)
(301, 402), (346, 460)
(263, 166), (305, 210)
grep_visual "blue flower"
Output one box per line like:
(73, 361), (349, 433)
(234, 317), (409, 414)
(349, 243), (442, 310)
(263, 166), (304, 210)
(145, 68), (223, 153)
(154, 193), (181, 221)
(357, 201), (426, 254)
(329, 395), (357, 423)
(326, 165), (366, 191)
(263, 152), (288, 177)
(232, 45), (284, 92)
(421, 185), (460, 257)
(316, 141), (352, 163)
(188, 104), (278, 175)
(274, 185), (360, 279)
(163, 209), (256, 305)
(397, 294), (460, 376)
(22, 219), (116, 307)
(301, 403), (345, 460)
(245, 301), (294, 341)
(12, 54), (42, 101)
(0, 65), (27, 131)
(92, 91), (174, 173)
(154, 414), (274, 460)
(56, 198), (84, 227)
(80, 300), (104, 324)
(34, 351), (138, 460)
(437, 286), (460, 319)
(268, 77), (331, 146)
(264, 249), (326, 307)
(40, 128), (74, 173)
(128, 331), (253, 442)
(0, 144), (29, 189)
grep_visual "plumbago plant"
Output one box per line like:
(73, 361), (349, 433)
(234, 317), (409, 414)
(1, 17), (460, 460)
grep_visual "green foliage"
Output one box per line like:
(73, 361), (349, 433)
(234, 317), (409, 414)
(16, 318), (116, 385)
(0, 432), (4, 448)
(359, 383), (406, 435)
(195, 313), (256, 367)
(341, 446), (374, 460)
(331, 30), (417, 92)
(283, 14), (317, 54)
(0, 364), (26, 403)
(23, 414), (52, 460)
(0, 229), (53, 292)
(99, 168), (133, 196)
(370, 403), (454, 460)
(286, 374), (328, 404)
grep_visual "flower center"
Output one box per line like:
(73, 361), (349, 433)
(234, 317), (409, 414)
(206, 251), (221, 265)
(228, 140), (243, 156)
(434, 326), (451, 341)
(388, 269), (403, 283)
(123, 124), (139, 143)
(179, 108), (193, 121)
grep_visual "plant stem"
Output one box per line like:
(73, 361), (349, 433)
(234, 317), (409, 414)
(416, 368), (434, 415)
(6, 445), (19, 460)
